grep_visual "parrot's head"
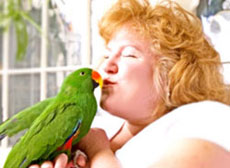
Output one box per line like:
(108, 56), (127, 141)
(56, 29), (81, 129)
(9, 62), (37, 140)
(60, 68), (103, 96)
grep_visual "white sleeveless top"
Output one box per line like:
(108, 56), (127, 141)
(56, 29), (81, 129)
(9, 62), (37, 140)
(115, 101), (230, 168)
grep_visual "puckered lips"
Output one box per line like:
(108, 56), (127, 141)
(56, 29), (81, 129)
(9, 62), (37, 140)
(103, 78), (117, 88)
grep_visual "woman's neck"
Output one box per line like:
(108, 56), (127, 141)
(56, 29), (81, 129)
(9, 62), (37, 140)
(110, 121), (150, 152)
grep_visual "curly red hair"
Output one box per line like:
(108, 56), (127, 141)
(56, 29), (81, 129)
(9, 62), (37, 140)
(99, 0), (230, 115)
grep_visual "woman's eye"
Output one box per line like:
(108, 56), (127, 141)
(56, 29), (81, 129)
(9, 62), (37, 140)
(121, 46), (139, 58)
(104, 55), (109, 59)
(122, 54), (136, 58)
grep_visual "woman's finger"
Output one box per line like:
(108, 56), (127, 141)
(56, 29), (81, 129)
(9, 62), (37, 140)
(76, 154), (87, 167)
(29, 165), (40, 168)
(54, 153), (68, 168)
(41, 161), (54, 168)
(73, 150), (88, 167)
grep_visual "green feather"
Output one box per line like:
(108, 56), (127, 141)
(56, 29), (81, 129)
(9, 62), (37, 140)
(0, 97), (55, 139)
(2, 68), (99, 168)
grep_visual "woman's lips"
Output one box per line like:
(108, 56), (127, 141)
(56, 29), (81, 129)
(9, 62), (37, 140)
(103, 79), (117, 88)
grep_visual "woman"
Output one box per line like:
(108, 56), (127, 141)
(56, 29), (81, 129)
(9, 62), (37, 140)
(30, 0), (230, 167)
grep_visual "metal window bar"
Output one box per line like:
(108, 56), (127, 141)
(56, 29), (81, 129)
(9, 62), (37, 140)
(40, 0), (49, 101)
(1, 19), (10, 149)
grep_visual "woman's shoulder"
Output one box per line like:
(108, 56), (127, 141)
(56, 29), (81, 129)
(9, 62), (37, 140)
(172, 100), (230, 116)
(149, 138), (230, 168)
(145, 100), (230, 148)
(116, 101), (230, 167)
(152, 100), (230, 129)
(165, 100), (230, 120)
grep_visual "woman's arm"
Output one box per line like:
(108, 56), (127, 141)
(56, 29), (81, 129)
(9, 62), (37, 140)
(150, 138), (230, 168)
(76, 128), (121, 168)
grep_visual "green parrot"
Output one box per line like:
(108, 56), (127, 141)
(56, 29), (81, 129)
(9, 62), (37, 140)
(0, 67), (103, 168)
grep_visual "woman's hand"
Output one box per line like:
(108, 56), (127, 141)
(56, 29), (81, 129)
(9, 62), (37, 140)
(29, 153), (69, 168)
(29, 152), (87, 168)
(75, 128), (120, 168)
(75, 128), (111, 159)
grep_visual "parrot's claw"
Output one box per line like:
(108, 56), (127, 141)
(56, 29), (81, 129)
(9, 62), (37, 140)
(72, 150), (87, 168)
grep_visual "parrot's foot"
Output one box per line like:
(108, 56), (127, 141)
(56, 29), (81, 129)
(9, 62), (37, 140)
(72, 150), (88, 168)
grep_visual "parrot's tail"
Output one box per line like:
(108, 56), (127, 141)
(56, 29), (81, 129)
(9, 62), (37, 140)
(0, 130), (6, 140)
(0, 121), (8, 140)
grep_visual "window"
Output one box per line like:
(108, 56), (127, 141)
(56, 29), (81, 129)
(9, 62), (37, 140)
(0, 0), (101, 161)
(0, 0), (126, 166)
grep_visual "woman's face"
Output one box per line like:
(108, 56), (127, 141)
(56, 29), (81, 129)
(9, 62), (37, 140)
(100, 25), (160, 125)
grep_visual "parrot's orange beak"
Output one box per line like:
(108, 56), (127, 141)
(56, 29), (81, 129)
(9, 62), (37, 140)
(92, 70), (103, 88)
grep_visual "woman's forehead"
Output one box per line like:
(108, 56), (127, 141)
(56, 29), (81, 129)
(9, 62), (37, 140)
(107, 25), (151, 50)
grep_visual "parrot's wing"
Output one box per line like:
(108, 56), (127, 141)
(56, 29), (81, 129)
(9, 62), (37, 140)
(60, 118), (82, 151)
(0, 97), (55, 140)
(4, 102), (83, 168)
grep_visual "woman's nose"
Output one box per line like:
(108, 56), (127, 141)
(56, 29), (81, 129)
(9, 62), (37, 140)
(103, 56), (118, 74)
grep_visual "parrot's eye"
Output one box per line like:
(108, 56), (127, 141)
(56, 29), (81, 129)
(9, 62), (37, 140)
(80, 71), (85, 76)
